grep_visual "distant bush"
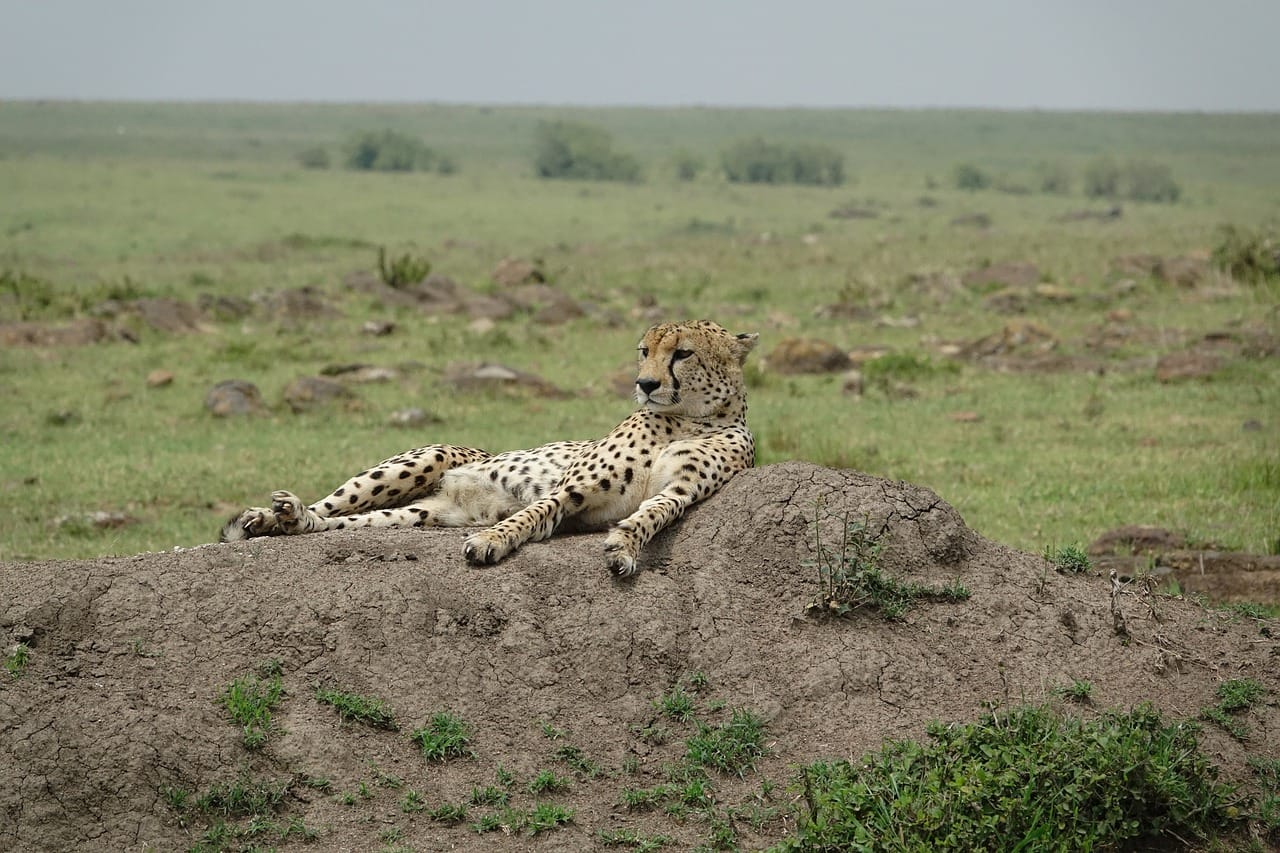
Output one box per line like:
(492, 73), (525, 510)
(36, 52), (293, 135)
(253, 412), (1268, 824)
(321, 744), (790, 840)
(1083, 156), (1122, 199)
(1036, 161), (1072, 194)
(377, 247), (431, 289)
(720, 138), (845, 186)
(1212, 225), (1280, 284)
(533, 120), (642, 182)
(344, 129), (447, 173)
(952, 163), (991, 191)
(1123, 159), (1180, 203)
(671, 149), (704, 182)
(296, 146), (330, 170)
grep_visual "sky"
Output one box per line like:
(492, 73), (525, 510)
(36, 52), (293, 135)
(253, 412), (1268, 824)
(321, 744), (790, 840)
(3, 1), (1279, 112)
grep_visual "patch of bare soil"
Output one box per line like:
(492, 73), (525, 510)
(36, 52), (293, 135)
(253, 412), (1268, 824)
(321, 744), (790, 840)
(1090, 525), (1280, 604)
(2, 463), (1277, 851)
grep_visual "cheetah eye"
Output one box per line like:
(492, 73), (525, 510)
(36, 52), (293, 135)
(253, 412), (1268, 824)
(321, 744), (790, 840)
(638, 346), (649, 357)
(672, 349), (694, 361)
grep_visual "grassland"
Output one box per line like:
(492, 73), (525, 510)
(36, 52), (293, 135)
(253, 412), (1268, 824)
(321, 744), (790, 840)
(1, 101), (1277, 562)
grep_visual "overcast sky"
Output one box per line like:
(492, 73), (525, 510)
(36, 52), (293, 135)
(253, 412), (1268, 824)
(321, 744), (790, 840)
(3, 1), (1278, 111)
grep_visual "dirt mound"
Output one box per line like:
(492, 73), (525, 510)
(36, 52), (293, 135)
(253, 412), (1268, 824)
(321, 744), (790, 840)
(2, 463), (1276, 851)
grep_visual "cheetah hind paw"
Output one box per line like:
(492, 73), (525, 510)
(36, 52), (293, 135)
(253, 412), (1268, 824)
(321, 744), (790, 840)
(270, 490), (310, 534)
(219, 506), (278, 542)
(462, 531), (510, 565)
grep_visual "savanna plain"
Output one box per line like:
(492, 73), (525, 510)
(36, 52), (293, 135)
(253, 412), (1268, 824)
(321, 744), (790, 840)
(1, 103), (1279, 852)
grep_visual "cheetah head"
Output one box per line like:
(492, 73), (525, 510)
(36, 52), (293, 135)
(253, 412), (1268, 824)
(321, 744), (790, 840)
(634, 320), (758, 419)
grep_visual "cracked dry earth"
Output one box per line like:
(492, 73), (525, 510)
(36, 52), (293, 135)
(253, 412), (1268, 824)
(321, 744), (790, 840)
(2, 461), (1277, 851)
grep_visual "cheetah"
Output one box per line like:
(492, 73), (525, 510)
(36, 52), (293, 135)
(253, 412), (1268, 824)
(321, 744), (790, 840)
(220, 320), (759, 576)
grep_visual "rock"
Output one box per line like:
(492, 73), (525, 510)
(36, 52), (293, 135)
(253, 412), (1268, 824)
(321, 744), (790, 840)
(282, 376), (355, 413)
(950, 212), (992, 228)
(1033, 283), (1075, 303)
(491, 258), (545, 288)
(146, 370), (174, 388)
(1153, 256), (1209, 288)
(1089, 526), (1185, 557)
(962, 261), (1040, 289)
(0, 318), (118, 348)
(765, 338), (852, 374)
(1110, 254), (1162, 277)
(361, 320), (396, 336)
(963, 321), (1059, 358)
(1155, 351), (1221, 383)
(840, 370), (864, 396)
(204, 379), (266, 417)
(444, 362), (570, 398)
(388, 408), (441, 428)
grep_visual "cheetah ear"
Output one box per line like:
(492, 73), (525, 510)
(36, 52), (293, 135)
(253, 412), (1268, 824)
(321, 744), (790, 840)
(733, 332), (759, 364)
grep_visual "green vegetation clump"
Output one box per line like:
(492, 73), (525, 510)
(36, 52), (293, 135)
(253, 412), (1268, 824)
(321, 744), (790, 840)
(376, 246), (432, 289)
(1212, 224), (1280, 284)
(344, 128), (448, 173)
(221, 664), (284, 750)
(1043, 542), (1092, 574)
(1200, 677), (1267, 741)
(295, 145), (330, 169)
(685, 709), (769, 776)
(4, 643), (30, 677)
(315, 685), (398, 729)
(777, 704), (1244, 852)
(805, 514), (970, 620)
(720, 137), (845, 186)
(533, 120), (642, 182)
(410, 711), (474, 761)
(527, 769), (571, 795)
(1084, 155), (1180, 203)
(953, 162), (992, 191)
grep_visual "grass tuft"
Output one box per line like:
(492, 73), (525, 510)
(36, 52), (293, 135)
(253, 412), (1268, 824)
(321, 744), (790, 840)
(315, 685), (398, 729)
(1043, 542), (1092, 574)
(686, 709), (769, 776)
(221, 666), (284, 750)
(409, 711), (473, 761)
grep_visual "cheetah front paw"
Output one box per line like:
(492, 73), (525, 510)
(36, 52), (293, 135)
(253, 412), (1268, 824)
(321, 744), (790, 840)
(463, 530), (514, 565)
(603, 528), (641, 577)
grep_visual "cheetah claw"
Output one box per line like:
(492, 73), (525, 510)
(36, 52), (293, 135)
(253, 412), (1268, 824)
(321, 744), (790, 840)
(463, 534), (504, 565)
(270, 490), (307, 532)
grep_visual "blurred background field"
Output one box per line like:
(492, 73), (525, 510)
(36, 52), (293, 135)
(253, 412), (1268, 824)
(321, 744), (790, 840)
(1, 101), (1277, 562)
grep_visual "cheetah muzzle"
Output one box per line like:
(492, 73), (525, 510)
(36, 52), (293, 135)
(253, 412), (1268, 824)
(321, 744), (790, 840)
(220, 320), (758, 577)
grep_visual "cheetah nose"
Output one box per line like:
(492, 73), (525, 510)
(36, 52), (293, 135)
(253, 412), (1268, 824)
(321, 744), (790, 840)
(636, 378), (661, 396)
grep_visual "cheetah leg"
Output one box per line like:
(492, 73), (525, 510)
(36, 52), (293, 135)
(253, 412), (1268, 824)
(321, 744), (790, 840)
(462, 493), (571, 566)
(219, 444), (491, 542)
(267, 490), (478, 535)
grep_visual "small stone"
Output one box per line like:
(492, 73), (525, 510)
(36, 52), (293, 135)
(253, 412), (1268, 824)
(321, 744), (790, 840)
(146, 369), (174, 388)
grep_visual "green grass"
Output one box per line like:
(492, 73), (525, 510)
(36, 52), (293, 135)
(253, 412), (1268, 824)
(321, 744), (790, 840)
(315, 685), (398, 729)
(1043, 542), (1093, 574)
(685, 709), (770, 776)
(221, 665), (284, 750)
(409, 711), (473, 761)
(4, 643), (30, 677)
(805, 513), (970, 620)
(1200, 678), (1269, 741)
(1, 103), (1278, 566)
(527, 769), (571, 795)
(776, 704), (1247, 852)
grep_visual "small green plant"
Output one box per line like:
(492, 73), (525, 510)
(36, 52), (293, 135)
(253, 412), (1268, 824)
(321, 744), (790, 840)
(620, 784), (673, 811)
(495, 764), (516, 788)
(527, 769), (571, 795)
(194, 773), (289, 818)
(525, 802), (575, 835)
(687, 671), (710, 690)
(5, 643), (30, 677)
(316, 685), (398, 729)
(429, 802), (469, 823)
(656, 685), (697, 722)
(538, 718), (567, 739)
(631, 722), (670, 745)
(469, 784), (509, 806)
(401, 789), (425, 813)
(554, 743), (602, 778)
(1249, 756), (1280, 839)
(410, 711), (473, 761)
(160, 784), (190, 812)
(686, 709), (769, 776)
(470, 813), (503, 833)
(805, 512), (968, 620)
(1044, 542), (1092, 574)
(221, 666), (284, 750)
(1200, 677), (1267, 741)
(1054, 678), (1094, 703)
(704, 808), (738, 850)
(376, 246), (431, 289)
(779, 704), (1244, 851)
